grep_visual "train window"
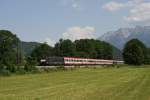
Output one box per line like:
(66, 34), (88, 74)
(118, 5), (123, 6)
(89, 60), (94, 62)
(76, 60), (79, 62)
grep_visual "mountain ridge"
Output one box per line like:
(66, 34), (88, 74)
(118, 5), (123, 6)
(99, 26), (150, 49)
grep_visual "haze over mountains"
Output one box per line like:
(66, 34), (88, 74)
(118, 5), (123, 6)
(21, 41), (41, 56)
(100, 26), (150, 49)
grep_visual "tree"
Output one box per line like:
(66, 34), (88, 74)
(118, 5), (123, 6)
(75, 39), (113, 59)
(123, 39), (145, 65)
(54, 39), (76, 57)
(54, 39), (114, 59)
(24, 57), (37, 72)
(100, 41), (113, 59)
(31, 43), (53, 63)
(132, 39), (148, 64)
(145, 48), (150, 64)
(75, 39), (97, 58)
(0, 30), (23, 72)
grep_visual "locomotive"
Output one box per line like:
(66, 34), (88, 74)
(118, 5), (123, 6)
(40, 57), (124, 66)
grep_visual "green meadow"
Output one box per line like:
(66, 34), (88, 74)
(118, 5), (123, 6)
(0, 66), (150, 100)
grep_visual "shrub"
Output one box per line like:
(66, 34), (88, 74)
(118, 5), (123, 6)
(16, 68), (26, 75)
(24, 56), (38, 72)
(0, 69), (11, 76)
(6, 64), (18, 73)
(0, 64), (5, 71)
(24, 63), (37, 72)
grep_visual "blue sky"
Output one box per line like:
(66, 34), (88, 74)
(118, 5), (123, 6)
(0, 0), (150, 46)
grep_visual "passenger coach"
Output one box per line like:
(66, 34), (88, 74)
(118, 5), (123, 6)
(40, 57), (123, 65)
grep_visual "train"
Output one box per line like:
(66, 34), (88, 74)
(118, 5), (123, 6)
(40, 57), (124, 66)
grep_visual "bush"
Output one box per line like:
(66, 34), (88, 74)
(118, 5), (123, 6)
(16, 68), (26, 75)
(24, 56), (38, 72)
(6, 64), (18, 73)
(0, 69), (11, 76)
(24, 64), (37, 72)
(0, 64), (6, 71)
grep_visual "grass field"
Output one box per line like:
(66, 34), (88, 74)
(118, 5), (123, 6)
(0, 66), (150, 100)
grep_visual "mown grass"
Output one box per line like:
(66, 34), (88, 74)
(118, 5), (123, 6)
(0, 66), (150, 100)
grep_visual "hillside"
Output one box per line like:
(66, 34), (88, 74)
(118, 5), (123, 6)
(21, 41), (41, 56)
(100, 26), (150, 49)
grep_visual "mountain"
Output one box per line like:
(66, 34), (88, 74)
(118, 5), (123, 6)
(21, 41), (41, 56)
(99, 26), (150, 49)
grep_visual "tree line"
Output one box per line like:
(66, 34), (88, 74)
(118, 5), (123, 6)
(31, 38), (114, 64)
(0, 30), (114, 75)
(0, 30), (150, 76)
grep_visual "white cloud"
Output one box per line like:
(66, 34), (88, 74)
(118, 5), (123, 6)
(103, 0), (150, 23)
(125, 2), (150, 22)
(62, 26), (96, 41)
(102, 1), (126, 12)
(45, 38), (56, 47)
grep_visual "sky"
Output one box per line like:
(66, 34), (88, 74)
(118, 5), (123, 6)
(0, 0), (150, 46)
